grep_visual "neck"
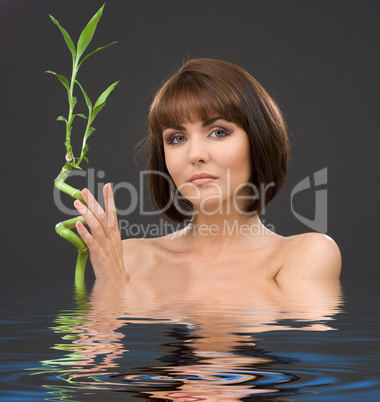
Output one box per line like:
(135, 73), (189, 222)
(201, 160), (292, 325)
(180, 208), (278, 252)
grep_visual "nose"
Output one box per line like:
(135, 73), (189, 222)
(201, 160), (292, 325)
(188, 137), (209, 165)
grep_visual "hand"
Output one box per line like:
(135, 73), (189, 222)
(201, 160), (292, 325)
(74, 184), (129, 281)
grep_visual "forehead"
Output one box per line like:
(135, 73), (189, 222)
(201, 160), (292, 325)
(150, 79), (245, 134)
(163, 117), (228, 133)
(158, 94), (222, 129)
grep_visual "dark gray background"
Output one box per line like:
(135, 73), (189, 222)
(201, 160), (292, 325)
(1, 0), (378, 285)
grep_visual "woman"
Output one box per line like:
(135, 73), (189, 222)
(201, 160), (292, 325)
(73, 58), (341, 283)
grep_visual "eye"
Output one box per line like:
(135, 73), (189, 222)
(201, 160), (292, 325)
(168, 134), (186, 145)
(210, 128), (229, 138)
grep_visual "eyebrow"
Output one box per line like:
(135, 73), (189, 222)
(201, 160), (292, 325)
(164, 117), (222, 131)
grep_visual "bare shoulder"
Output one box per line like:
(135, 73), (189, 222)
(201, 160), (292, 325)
(121, 232), (183, 276)
(122, 237), (149, 250)
(275, 233), (342, 281)
(122, 231), (182, 254)
(122, 237), (159, 265)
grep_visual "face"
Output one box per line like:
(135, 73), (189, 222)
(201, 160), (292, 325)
(162, 117), (252, 214)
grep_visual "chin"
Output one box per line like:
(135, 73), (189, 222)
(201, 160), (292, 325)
(191, 199), (226, 215)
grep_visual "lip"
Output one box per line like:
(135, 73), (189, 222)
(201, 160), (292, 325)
(188, 173), (218, 186)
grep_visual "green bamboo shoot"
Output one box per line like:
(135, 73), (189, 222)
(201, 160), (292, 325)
(48, 4), (118, 283)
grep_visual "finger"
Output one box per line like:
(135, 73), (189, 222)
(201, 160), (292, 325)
(81, 188), (105, 218)
(74, 200), (105, 240)
(103, 183), (118, 230)
(75, 220), (94, 248)
(81, 188), (110, 233)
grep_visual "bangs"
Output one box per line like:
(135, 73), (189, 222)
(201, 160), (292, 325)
(149, 72), (245, 140)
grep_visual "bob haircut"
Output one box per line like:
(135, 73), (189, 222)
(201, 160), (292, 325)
(147, 58), (289, 223)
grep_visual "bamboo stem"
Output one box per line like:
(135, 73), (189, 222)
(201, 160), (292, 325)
(49, 5), (117, 284)
(75, 250), (89, 283)
(55, 162), (88, 285)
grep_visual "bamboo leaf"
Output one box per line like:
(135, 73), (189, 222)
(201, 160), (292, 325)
(71, 96), (77, 108)
(90, 103), (105, 122)
(76, 4), (105, 62)
(90, 81), (118, 122)
(94, 81), (119, 108)
(87, 127), (96, 138)
(81, 128), (96, 159)
(82, 143), (89, 155)
(75, 80), (92, 110)
(56, 74), (69, 91)
(78, 41), (117, 67)
(72, 113), (87, 120)
(57, 116), (67, 122)
(49, 15), (76, 59)
(84, 156), (89, 163)
(46, 71), (69, 91)
(83, 127), (96, 143)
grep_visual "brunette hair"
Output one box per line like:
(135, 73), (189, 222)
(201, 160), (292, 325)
(147, 58), (289, 223)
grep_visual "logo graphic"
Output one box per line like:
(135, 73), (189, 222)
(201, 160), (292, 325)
(291, 167), (328, 233)
(53, 167), (330, 235)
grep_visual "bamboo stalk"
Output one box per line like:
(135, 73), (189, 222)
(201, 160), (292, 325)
(54, 163), (88, 283)
(48, 5), (118, 283)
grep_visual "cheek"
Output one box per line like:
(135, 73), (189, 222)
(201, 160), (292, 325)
(164, 149), (173, 171)
(164, 153), (183, 183)
(218, 143), (251, 173)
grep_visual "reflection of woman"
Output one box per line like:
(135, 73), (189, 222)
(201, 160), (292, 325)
(73, 58), (341, 282)
(43, 278), (342, 399)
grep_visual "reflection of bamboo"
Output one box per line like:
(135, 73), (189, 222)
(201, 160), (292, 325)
(48, 5), (118, 282)
(39, 283), (90, 374)
(34, 282), (127, 390)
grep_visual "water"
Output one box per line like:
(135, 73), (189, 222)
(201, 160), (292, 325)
(1, 279), (379, 401)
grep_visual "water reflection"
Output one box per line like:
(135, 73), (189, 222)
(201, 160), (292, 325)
(34, 277), (343, 400)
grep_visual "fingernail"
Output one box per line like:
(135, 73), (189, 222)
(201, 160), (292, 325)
(74, 200), (83, 208)
(82, 188), (88, 197)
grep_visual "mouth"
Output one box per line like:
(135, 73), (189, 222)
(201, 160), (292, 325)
(188, 173), (218, 186)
